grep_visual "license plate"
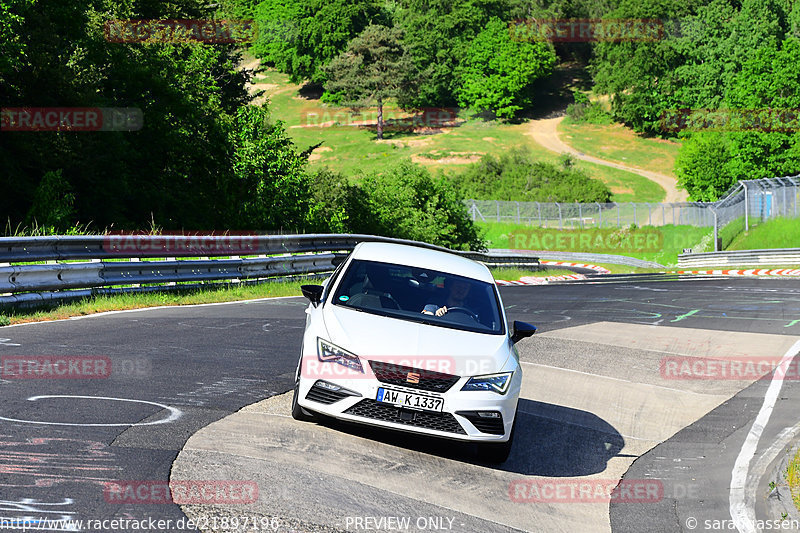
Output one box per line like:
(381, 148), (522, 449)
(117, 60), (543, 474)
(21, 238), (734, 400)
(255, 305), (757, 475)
(376, 387), (444, 412)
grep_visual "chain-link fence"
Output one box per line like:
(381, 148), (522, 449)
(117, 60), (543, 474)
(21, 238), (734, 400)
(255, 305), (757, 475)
(711, 177), (800, 249)
(465, 200), (714, 228)
(466, 175), (800, 251)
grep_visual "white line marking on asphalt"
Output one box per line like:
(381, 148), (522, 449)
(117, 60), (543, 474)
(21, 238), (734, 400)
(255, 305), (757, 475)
(729, 339), (800, 533)
(0, 395), (182, 426)
(0, 338), (21, 346)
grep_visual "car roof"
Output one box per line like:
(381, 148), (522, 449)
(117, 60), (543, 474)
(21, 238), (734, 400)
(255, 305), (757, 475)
(350, 242), (495, 284)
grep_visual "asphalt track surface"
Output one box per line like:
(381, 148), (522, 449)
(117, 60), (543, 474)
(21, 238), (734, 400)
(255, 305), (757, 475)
(0, 277), (799, 532)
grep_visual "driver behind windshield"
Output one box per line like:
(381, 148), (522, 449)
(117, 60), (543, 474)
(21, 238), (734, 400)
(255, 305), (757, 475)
(421, 277), (471, 317)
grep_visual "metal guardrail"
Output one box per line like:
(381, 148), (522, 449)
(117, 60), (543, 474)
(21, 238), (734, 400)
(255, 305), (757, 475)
(678, 248), (800, 268)
(0, 234), (541, 307)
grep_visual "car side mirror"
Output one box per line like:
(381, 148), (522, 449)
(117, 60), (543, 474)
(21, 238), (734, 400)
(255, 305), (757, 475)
(301, 284), (324, 308)
(511, 321), (537, 344)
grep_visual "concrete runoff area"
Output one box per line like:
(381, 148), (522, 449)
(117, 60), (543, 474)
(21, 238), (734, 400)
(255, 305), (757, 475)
(172, 322), (798, 533)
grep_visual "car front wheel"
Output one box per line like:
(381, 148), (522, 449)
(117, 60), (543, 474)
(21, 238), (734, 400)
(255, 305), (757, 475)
(477, 417), (515, 464)
(291, 380), (317, 422)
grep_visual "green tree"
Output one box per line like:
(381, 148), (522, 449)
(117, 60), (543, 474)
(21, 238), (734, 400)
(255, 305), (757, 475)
(0, 0), (33, 91)
(676, 36), (800, 200)
(674, 133), (735, 201)
(455, 17), (555, 118)
(225, 106), (311, 229)
(323, 24), (416, 140)
(592, 0), (791, 134)
(394, 0), (510, 107)
(357, 162), (485, 250)
(0, 0), (315, 233)
(306, 168), (361, 233)
(251, 0), (385, 85)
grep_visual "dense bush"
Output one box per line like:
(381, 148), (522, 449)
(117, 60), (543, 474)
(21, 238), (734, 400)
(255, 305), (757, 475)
(566, 92), (612, 124)
(307, 163), (485, 251)
(448, 149), (612, 203)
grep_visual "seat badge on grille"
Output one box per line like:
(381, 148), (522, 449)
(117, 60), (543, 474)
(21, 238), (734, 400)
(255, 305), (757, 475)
(406, 372), (421, 384)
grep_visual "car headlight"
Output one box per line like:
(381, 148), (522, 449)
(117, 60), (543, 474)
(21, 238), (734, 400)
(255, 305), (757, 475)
(461, 372), (513, 394)
(317, 338), (364, 373)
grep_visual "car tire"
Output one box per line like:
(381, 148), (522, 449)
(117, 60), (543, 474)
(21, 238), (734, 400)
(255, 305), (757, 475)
(477, 418), (515, 464)
(291, 380), (317, 422)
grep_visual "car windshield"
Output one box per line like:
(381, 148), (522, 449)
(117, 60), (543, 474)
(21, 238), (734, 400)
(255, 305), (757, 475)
(331, 259), (504, 335)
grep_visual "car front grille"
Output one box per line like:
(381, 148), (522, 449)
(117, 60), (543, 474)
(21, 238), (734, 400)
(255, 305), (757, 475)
(344, 399), (466, 434)
(368, 360), (461, 393)
(457, 411), (505, 435)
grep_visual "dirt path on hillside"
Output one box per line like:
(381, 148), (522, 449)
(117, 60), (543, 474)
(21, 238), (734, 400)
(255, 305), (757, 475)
(525, 116), (687, 202)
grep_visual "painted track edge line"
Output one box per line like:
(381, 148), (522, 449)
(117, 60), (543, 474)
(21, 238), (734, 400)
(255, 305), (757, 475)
(729, 339), (800, 533)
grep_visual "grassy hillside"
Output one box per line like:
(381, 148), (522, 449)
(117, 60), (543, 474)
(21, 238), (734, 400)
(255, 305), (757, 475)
(558, 120), (681, 179)
(257, 68), (667, 202)
(727, 217), (800, 250)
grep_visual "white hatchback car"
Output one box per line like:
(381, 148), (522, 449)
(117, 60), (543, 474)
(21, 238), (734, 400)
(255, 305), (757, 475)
(292, 242), (536, 463)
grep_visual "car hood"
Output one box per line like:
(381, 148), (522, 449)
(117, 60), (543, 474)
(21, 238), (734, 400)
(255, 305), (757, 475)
(320, 305), (511, 376)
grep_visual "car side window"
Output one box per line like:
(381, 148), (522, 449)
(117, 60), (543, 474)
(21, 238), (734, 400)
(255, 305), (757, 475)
(322, 259), (347, 304)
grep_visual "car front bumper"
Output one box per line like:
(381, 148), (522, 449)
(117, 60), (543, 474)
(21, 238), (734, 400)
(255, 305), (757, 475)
(296, 366), (521, 442)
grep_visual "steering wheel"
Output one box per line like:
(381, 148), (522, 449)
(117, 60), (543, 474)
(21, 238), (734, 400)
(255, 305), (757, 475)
(444, 306), (479, 321)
